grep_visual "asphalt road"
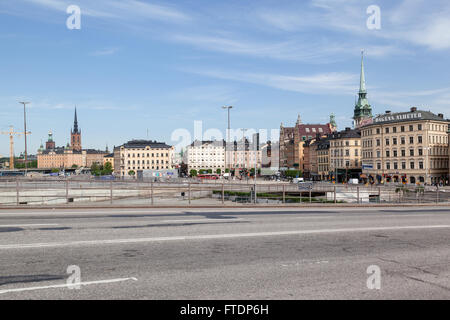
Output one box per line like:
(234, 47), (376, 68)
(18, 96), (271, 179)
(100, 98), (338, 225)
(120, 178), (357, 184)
(0, 206), (450, 300)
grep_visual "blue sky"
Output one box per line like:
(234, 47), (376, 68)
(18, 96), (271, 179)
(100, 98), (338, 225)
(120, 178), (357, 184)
(1, 0), (450, 155)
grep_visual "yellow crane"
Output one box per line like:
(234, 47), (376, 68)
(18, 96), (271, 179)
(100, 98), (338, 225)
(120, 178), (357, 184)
(0, 126), (31, 170)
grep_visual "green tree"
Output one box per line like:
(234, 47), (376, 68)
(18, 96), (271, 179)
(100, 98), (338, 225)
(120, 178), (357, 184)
(102, 162), (113, 175)
(51, 168), (59, 173)
(190, 169), (198, 177)
(128, 170), (136, 177)
(72, 164), (79, 169)
(216, 168), (222, 174)
(91, 163), (102, 176)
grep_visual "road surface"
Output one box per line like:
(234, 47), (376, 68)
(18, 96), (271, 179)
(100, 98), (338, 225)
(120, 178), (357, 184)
(0, 206), (449, 299)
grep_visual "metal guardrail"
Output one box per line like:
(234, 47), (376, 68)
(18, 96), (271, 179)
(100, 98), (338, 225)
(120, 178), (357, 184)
(0, 178), (448, 206)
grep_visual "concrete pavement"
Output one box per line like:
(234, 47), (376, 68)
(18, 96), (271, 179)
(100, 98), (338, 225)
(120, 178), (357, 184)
(0, 207), (450, 299)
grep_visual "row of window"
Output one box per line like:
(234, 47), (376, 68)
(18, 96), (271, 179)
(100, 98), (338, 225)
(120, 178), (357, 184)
(126, 166), (170, 171)
(330, 140), (359, 147)
(125, 160), (169, 165)
(124, 153), (169, 158)
(375, 159), (449, 170)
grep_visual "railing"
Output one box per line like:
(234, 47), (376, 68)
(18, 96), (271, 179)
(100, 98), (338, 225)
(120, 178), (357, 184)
(0, 177), (448, 206)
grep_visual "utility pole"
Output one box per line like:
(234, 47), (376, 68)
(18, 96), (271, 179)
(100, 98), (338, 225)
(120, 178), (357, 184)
(19, 102), (31, 174)
(0, 126), (31, 170)
(222, 106), (233, 177)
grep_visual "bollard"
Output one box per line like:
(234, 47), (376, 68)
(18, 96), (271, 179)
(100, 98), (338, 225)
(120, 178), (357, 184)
(309, 186), (312, 203)
(282, 185), (285, 204)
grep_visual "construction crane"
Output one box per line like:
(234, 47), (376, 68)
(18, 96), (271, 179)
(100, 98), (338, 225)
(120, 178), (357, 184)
(0, 126), (31, 170)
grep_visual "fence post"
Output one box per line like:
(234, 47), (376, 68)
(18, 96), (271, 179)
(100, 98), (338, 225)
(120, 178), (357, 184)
(188, 182), (191, 205)
(378, 187), (381, 204)
(282, 185), (285, 204)
(16, 179), (19, 206)
(222, 181), (225, 205)
(151, 180), (154, 206)
(309, 186), (312, 203)
(436, 186), (439, 203)
(110, 180), (113, 204)
(66, 179), (69, 204)
(334, 186), (337, 204)
(357, 186), (360, 204)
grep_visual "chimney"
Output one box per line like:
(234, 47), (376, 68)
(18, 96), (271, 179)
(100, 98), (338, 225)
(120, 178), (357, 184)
(411, 107), (417, 112)
(345, 127), (351, 131)
(385, 110), (391, 114)
(438, 113), (444, 119)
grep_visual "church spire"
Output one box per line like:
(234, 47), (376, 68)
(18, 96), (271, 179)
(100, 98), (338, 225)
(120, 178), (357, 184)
(359, 50), (366, 94)
(73, 107), (79, 134)
(353, 50), (372, 128)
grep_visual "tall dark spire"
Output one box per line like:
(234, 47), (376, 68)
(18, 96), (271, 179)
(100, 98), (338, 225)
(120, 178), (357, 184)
(73, 107), (79, 133)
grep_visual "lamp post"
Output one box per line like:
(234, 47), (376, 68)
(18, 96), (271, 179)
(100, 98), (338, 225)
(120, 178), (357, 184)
(222, 106), (233, 177)
(19, 101), (30, 175)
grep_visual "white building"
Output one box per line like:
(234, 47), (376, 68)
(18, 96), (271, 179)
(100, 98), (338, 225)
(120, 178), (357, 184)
(186, 140), (225, 172)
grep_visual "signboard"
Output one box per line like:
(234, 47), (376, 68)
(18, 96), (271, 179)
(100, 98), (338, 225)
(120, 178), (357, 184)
(374, 112), (422, 124)
(362, 164), (373, 170)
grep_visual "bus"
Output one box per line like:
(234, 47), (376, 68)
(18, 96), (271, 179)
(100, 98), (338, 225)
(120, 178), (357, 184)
(0, 171), (25, 177)
(197, 174), (220, 180)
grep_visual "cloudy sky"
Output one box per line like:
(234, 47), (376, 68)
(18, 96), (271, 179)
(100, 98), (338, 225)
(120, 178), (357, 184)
(1, 0), (450, 155)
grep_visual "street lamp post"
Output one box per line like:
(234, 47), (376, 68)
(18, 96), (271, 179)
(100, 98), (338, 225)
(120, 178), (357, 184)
(19, 101), (30, 175)
(222, 106), (233, 178)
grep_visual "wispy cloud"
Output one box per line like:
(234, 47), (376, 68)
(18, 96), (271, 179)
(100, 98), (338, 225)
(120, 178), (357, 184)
(185, 68), (358, 95)
(20, 0), (190, 22)
(90, 48), (119, 56)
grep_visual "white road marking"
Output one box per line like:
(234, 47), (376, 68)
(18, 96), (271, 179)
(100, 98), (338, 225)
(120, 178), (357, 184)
(0, 225), (449, 250)
(0, 224), (59, 228)
(0, 277), (138, 295)
(161, 218), (243, 223)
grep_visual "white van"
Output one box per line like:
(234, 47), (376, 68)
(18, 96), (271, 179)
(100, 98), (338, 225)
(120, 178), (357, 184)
(292, 178), (304, 184)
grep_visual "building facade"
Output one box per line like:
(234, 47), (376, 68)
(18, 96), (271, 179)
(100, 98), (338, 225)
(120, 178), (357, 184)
(361, 108), (450, 185)
(329, 128), (362, 182)
(37, 110), (107, 169)
(279, 115), (336, 170)
(186, 140), (225, 172)
(115, 140), (174, 177)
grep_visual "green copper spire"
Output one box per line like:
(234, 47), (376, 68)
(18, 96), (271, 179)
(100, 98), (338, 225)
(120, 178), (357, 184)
(353, 50), (373, 127)
(359, 50), (366, 94)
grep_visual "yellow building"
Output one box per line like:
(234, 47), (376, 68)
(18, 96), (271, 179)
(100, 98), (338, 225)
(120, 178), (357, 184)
(361, 108), (450, 185)
(115, 140), (174, 177)
(103, 153), (114, 170)
(329, 128), (362, 182)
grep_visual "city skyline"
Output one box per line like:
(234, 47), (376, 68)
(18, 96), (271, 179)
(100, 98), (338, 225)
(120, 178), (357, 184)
(2, 0), (450, 156)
